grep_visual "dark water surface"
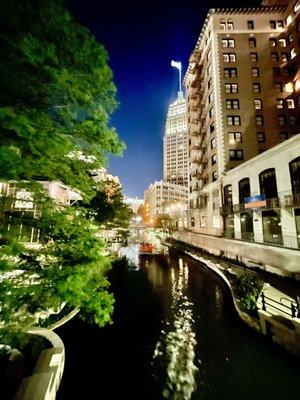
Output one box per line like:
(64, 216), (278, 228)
(57, 249), (300, 400)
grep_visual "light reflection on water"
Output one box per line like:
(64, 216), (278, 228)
(153, 258), (198, 400)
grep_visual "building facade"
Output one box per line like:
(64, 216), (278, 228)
(144, 180), (188, 220)
(184, 1), (300, 243)
(163, 91), (189, 186)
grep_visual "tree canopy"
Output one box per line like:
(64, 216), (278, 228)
(0, 0), (129, 342)
(0, 0), (125, 196)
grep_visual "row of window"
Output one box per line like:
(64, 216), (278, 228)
(271, 49), (297, 62)
(224, 67), (260, 77)
(221, 38), (257, 48)
(219, 18), (290, 31)
(222, 52), (259, 63)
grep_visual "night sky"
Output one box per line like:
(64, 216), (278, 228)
(68, 0), (261, 198)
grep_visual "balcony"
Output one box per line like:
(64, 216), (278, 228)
(233, 203), (245, 213)
(190, 129), (201, 137)
(192, 157), (202, 165)
(283, 193), (300, 208)
(220, 205), (233, 215)
(265, 197), (281, 209)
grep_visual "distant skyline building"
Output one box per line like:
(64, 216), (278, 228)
(124, 196), (144, 213)
(163, 61), (189, 187)
(144, 180), (188, 219)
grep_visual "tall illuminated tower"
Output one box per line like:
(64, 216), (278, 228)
(163, 62), (189, 186)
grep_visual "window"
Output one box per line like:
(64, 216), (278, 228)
(257, 132), (265, 143)
(207, 64), (212, 75)
(224, 68), (237, 77)
(229, 149), (244, 160)
(269, 38), (277, 47)
(227, 115), (241, 126)
(222, 38), (235, 47)
(225, 83), (238, 93)
(223, 53), (236, 62)
(209, 108), (214, 118)
(280, 132), (289, 141)
(249, 38), (256, 48)
(226, 99), (240, 109)
(211, 138), (216, 149)
(228, 132), (242, 143)
(282, 67), (289, 76)
(227, 22), (234, 30)
(289, 115), (296, 125)
(254, 99), (262, 110)
(277, 20), (284, 28)
(212, 154), (217, 165)
(250, 52), (258, 62)
(253, 83), (261, 93)
(276, 98), (284, 108)
(281, 52), (289, 62)
(271, 52), (279, 61)
(247, 20), (254, 30)
(274, 82), (283, 92)
(251, 68), (259, 77)
(291, 48), (297, 59)
(294, 1), (300, 12)
(220, 21), (226, 30)
(287, 99), (295, 109)
(256, 115), (264, 126)
(273, 67), (280, 76)
(212, 171), (218, 182)
(278, 115), (286, 126)
(210, 122), (215, 133)
(278, 38), (286, 47)
(208, 78), (212, 90)
(270, 20), (276, 29)
(208, 92), (213, 103)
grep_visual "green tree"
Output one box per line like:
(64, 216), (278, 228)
(0, 0), (125, 195)
(0, 0), (125, 342)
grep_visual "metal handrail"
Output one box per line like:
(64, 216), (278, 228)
(259, 292), (300, 318)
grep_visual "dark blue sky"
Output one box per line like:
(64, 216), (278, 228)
(68, 0), (260, 198)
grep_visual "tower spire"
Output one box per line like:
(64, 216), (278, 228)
(171, 60), (182, 92)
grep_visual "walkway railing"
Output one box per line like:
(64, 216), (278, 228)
(259, 292), (300, 319)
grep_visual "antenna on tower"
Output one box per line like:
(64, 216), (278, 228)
(171, 60), (182, 92)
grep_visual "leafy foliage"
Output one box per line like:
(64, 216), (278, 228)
(0, 0), (129, 344)
(233, 271), (263, 312)
(0, 0), (125, 196)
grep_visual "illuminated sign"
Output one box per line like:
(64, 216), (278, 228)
(244, 194), (266, 209)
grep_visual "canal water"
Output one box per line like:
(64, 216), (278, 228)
(57, 247), (300, 400)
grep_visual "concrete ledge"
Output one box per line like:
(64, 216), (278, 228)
(173, 230), (300, 278)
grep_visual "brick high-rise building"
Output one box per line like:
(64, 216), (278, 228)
(184, 0), (300, 235)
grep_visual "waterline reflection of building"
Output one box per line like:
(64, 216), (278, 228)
(153, 259), (198, 400)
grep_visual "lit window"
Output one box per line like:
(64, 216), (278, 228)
(291, 48), (296, 59)
(276, 98), (284, 108)
(227, 116), (241, 126)
(294, 1), (300, 12)
(281, 52), (288, 62)
(269, 38), (277, 47)
(253, 83), (261, 93)
(229, 150), (244, 160)
(277, 20), (284, 29)
(254, 99), (262, 109)
(223, 53), (236, 62)
(257, 132), (265, 143)
(278, 38), (286, 47)
(249, 38), (256, 48)
(250, 52), (258, 62)
(226, 99), (240, 109)
(220, 22), (226, 30)
(212, 171), (218, 182)
(224, 68), (237, 77)
(228, 132), (242, 143)
(275, 82), (283, 92)
(212, 154), (217, 165)
(222, 39), (235, 48)
(270, 20), (276, 29)
(227, 22), (234, 30)
(211, 138), (216, 149)
(252, 68), (259, 77)
(256, 116), (264, 126)
(271, 52), (279, 61)
(287, 99), (295, 109)
(225, 83), (238, 93)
